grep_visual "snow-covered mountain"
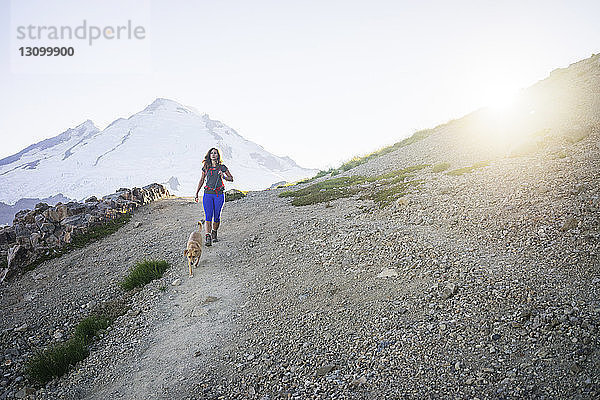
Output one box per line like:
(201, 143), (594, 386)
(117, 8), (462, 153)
(0, 98), (317, 205)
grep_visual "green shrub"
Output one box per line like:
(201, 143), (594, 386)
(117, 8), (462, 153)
(295, 177), (314, 185)
(315, 169), (335, 179)
(225, 189), (246, 202)
(432, 162), (451, 173)
(25, 337), (88, 385)
(25, 313), (113, 384)
(74, 315), (110, 344)
(294, 168), (336, 185)
(120, 260), (170, 291)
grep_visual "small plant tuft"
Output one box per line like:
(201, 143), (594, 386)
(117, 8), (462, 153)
(25, 337), (89, 385)
(446, 161), (490, 176)
(73, 315), (110, 345)
(25, 312), (115, 384)
(225, 189), (247, 202)
(432, 162), (451, 173)
(363, 180), (423, 207)
(120, 260), (170, 291)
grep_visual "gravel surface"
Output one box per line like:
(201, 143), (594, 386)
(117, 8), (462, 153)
(0, 126), (598, 399)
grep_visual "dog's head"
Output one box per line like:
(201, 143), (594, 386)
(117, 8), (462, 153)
(184, 246), (202, 261)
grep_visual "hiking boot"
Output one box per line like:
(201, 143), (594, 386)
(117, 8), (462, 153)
(205, 233), (212, 247)
(211, 230), (219, 242)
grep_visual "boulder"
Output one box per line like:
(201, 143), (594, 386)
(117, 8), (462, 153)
(16, 236), (31, 248)
(34, 202), (50, 212)
(40, 223), (55, 234)
(14, 224), (31, 239)
(44, 234), (60, 247)
(30, 233), (42, 247)
(13, 209), (30, 223)
(43, 204), (69, 223)
(34, 213), (47, 227)
(7, 245), (28, 268)
(0, 227), (16, 247)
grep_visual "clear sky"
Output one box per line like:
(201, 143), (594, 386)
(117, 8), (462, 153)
(1, 0), (599, 169)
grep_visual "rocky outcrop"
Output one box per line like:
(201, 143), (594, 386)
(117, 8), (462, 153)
(0, 183), (170, 282)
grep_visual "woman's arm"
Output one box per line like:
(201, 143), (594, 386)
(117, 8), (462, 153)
(222, 170), (234, 182)
(194, 170), (206, 201)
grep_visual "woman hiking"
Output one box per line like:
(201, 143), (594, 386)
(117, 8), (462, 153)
(194, 147), (234, 246)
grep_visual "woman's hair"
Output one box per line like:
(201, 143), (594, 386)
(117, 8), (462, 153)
(203, 147), (222, 168)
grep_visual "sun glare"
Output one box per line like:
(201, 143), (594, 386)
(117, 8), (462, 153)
(485, 85), (519, 112)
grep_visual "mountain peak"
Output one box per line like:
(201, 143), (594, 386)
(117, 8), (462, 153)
(142, 98), (189, 114)
(74, 119), (98, 132)
(0, 98), (317, 205)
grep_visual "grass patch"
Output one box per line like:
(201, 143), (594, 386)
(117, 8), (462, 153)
(363, 180), (423, 207)
(25, 337), (88, 385)
(280, 164), (428, 207)
(370, 164), (429, 182)
(295, 177), (314, 185)
(225, 190), (247, 202)
(74, 315), (110, 345)
(432, 162), (451, 173)
(446, 161), (490, 176)
(120, 259), (170, 291)
(24, 213), (132, 272)
(25, 314), (111, 385)
(279, 176), (368, 206)
(70, 213), (132, 248)
(551, 151), (567, 159)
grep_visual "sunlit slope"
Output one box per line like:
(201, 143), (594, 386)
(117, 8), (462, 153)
(350, 53), (600, 175)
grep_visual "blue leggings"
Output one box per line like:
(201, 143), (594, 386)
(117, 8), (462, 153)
(203, 193), (225, 222)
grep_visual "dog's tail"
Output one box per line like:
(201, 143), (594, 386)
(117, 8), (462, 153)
(198, 220), (205, 231)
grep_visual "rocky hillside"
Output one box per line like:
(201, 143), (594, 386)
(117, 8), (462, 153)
(0, 54), (598, 399)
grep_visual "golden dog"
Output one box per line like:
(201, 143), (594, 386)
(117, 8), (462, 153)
(184, 221), (204, 277)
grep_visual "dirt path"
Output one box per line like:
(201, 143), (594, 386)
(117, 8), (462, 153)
(55, 197), (258, 399)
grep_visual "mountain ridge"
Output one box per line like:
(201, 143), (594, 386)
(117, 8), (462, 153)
(0, 99), (317, 208)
